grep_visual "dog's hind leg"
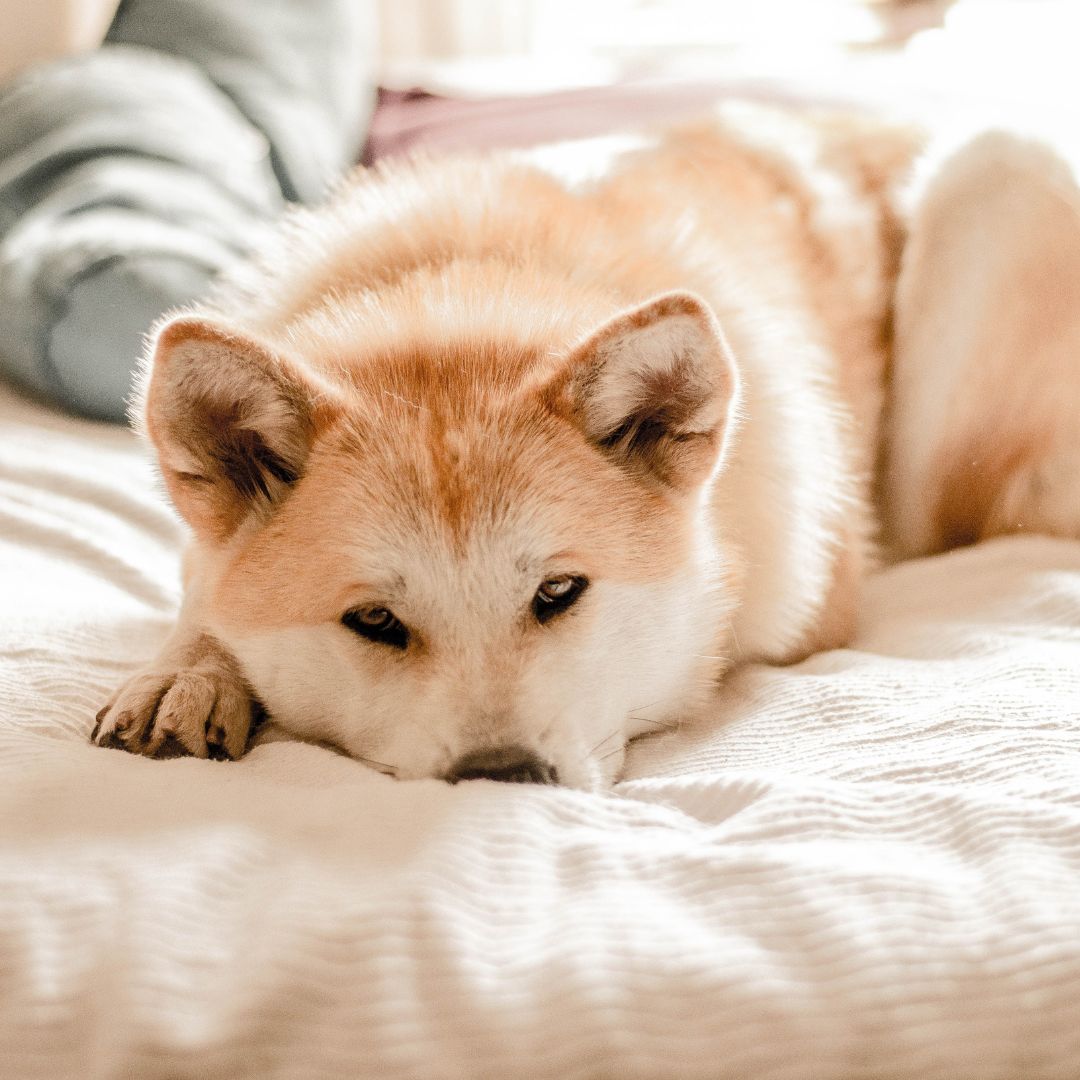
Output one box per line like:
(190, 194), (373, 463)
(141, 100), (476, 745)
(883, 130), (1080, 558)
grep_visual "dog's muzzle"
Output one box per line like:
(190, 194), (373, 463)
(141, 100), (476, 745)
(445, 745), (558, 785)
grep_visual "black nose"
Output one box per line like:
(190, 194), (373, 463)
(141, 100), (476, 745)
(446, 746), (558, 785)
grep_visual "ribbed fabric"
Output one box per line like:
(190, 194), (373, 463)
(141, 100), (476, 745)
(2, 380), (1080, 1079)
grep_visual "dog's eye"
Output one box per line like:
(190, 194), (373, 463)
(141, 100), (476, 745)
(342, 606), (410, 650)
(532, 575), (589, 624)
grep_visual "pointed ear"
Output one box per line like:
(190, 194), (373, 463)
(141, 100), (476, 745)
(556, 292), (739, 490)
(142, 316), (339, 541)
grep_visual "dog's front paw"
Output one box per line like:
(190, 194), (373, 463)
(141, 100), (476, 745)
(92, 639), (253, 760)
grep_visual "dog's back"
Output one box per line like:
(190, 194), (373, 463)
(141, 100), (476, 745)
(96, 101), (1080, 784)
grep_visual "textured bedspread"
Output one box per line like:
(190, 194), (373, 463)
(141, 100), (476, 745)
(2, 380), (1080, 1079)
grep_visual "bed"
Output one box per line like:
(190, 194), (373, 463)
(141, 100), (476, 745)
(3, 83), (1080, 1080)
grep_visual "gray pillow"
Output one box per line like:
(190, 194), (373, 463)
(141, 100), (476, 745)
(0, 0), (376, 422)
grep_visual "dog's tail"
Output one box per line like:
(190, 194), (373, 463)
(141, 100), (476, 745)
(882, 129), (1080, 557)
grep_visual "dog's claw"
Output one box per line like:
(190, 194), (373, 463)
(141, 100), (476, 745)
(97, 728), (126, 752)
(205, 722), (232, 760)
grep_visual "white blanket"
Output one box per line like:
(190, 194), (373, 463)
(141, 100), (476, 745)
(2, 379), (1080, 1079)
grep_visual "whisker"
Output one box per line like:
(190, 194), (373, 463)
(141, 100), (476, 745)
(300, 734), (400, 777)
(588, 728), (621, 755)
(628, 715), (678, 732)
(628, 699), (663, 715)
(355, 754), (399, 776)
(598, 744), (625, 764)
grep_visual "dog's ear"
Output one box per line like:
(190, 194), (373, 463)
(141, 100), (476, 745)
(556, 291), (739, 490)
(142, 316), (339, 541)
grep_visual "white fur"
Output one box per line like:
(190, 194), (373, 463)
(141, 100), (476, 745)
(211, 527), (725, 790)
(887, 131), (1080, 555)
(96, 115), (1080, 792)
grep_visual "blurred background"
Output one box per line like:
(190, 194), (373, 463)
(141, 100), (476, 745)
(1, 0), (1074, 110)
(374, 0), (1072, 110)
(0, 0), (1074, 420)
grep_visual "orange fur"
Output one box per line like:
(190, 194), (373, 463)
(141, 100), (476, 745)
(201, 104), (917, 660)
(97, 104), (1080, 785)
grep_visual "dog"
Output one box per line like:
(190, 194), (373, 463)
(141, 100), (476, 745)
(90, 101), (1080, 789)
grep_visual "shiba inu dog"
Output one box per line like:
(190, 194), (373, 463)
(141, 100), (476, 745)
(91, 102), (1080, 789)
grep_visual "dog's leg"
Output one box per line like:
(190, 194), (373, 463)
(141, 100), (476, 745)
(883, 131), (1080, 557)
(92, 627), (254, 760)
(92, 559), (254, 760)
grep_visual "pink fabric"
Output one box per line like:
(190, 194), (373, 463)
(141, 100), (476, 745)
(363, 79), (852, 162)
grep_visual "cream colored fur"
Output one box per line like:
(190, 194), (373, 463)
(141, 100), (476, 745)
(91, 106), (1080, 789)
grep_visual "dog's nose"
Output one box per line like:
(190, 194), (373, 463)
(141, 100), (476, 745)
(446, 745), (558, 785)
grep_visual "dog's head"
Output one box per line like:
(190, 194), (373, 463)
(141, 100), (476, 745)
(143, 291), (740, 787)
